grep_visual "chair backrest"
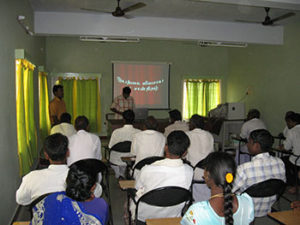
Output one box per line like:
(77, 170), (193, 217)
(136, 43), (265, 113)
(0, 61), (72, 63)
(194, 158), (206, 169)
(132, 156), (164, 177)
(110, 141), (131, 153)
(243, 179), (285, 198)
(72, 158), (107, 174)
(135, 186), (192, 222)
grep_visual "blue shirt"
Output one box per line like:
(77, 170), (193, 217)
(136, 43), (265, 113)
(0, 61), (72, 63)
(181, 193), (254, 225)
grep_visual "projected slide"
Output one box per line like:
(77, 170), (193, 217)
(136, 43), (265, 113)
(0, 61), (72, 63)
(113, 61), (170, 109)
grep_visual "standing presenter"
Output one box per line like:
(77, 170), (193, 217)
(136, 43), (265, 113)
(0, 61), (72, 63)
(110, 86), (135, 119)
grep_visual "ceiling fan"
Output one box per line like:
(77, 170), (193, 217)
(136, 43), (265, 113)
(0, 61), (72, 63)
(238, 7), (295, 26)
(81, 0), (146, 19)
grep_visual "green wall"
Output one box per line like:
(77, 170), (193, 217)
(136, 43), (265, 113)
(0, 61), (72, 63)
(46, 38), (229, 134)
(0, 0), (45, 223)
(227, 15), (300, 135)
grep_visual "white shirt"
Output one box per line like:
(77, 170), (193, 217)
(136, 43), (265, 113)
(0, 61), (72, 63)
(284, 124), (300, 165)
(134, 158), (193, 222)
(50, 122), (77, 137)
(185, 128), (214, 167)
(283, 126), (290, 138)
(67, 130), (102, 166)
(16, 165), (69, 205)
(131, 130), (166, 165)
(108, 124), (141, 165)
(240, 118), (266, 139)
(164, 121), (189, 137)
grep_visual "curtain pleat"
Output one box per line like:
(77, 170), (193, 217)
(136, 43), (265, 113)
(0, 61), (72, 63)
(39, 72), (51, 141)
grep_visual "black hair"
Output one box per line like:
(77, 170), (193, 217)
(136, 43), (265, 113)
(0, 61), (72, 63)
(52, 85), (63, 95)
(123, 110), (135, 124)
(247, 109), (260, 119)
(249, 129), (274, 152)
(190, 114), (205, 129)
(75, 115), (89, 131)
(60, 112), (71, 123)
(66, 163), (97, 201)
(169, 109), (182, 122)
(167, 131), (190, 157)
(144, 116), (158, 130)
(285, 111), (295, 120)
(44, 133), (68, 161)
(204, 152), (236, 225)
(287, 112), (300, 124)
(123, 86), (131, 94)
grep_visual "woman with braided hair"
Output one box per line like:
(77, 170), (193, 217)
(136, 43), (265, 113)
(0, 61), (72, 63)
(181, 152), (254, 225)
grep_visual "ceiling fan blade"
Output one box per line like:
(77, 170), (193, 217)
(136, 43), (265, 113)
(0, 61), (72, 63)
(123, 2), (146, 13)
(123, 14), (134, 19)
(269, 12), (295, 23)
(80, 8), (111, 14)
(235, 19), (261, 24)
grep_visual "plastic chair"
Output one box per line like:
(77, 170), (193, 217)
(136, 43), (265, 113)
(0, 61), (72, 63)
(134, 186), (192, 225)
(131, 156), (164, 178)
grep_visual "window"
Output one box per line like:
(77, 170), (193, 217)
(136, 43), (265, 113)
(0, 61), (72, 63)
(183, 79), (220, 119)
(16, 59), (38, 175)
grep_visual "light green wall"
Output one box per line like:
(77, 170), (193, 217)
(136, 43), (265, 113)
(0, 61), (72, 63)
(0, 0), (45, 223)
(46, 38), (229, 134)
(227, 15), (300, 135)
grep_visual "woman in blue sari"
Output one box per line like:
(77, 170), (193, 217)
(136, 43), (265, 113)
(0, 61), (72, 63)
(31, 159), (109, 225)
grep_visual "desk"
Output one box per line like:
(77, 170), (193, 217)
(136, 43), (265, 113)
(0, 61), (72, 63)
(146, 217), (182, 225)
(268, 210), (300, 225)
(119, 180), (135, 190)
(121, 156), (136, 163)
(12, 222), (30, 225)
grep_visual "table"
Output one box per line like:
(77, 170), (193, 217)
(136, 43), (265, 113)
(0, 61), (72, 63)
(12, 222), (30, 225)
(268, 210), (300, 225)
(146, 217), (182, 225)
(119, 180), (135, 190)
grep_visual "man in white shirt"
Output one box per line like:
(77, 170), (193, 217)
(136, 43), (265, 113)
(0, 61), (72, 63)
(281, 112), (300, 194)
(16, 133), (70, 205)
(109, 110), (141, 178)
(132, 130), (193, 222)
(67, 116), (102, 166)
(50, 112), (76, 137)
(130, 116), (165, 167)
(164, 109), (189, 137)
(237, 109), (267, 165)
(185, 114), (214, 202)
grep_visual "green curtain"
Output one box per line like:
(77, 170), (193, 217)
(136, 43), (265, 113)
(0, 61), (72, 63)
(59, 78), (100, 133)
(184, 80), (220, 118)
(16, 59), (38, 176)
(38, 72), (51, 141)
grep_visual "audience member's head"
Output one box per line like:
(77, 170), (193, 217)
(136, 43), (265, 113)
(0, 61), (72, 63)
(247, 109), (260, 120)
(123, 110), (135, 124)
(66, 162), (97, 201)
(285, 112), (300, 129)
(122, 86), (131, 99)
(285, 111), (295, 121)
(44, 133), (69, 162)
(52, 85), (64, 99)
(168, 109), (182, 123)
(75, 116), (89, 131)
(189, 114), (205, 130)
(166, 131), (190, 158)
(248, 129), (274, 154)
(60, 112), (72, 124)
(204, 152), (236, 225)
(144, 116), (158, 130)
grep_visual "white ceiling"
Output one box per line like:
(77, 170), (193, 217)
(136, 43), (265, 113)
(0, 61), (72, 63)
(29, 0), (300, 45)
(29, 0), (300, 23)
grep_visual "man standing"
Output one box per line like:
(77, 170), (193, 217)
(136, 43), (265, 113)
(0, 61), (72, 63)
(67, 116), (101, 166)
(49, 85), (66, 126)
(111, 86), (135, 119)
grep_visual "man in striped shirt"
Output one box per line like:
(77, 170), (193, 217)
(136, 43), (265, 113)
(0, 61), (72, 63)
(111, 86), (135, 119)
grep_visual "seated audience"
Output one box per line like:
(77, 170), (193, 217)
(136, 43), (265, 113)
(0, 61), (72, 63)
(131, 131), (193, 222)
(67, 115), (101, 166)
(233, 129), (286, 217)
(280, 112), (300, 194)
(50, 112), (76, 137)
(16, 133), (69, 205)
(236, 109), (267, 164)
(108, 110), (141, 178)
(130, 116), (165, 167)
(281, 111), (295, 138)
(181, 152), (254, 225)
(31, 160), (109, 225)
(164, 109), (189, 137)
(185, 114), (214, 202)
